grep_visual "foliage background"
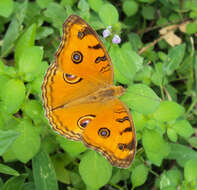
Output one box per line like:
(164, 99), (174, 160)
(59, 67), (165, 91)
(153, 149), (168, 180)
(0, 0), (197, 189)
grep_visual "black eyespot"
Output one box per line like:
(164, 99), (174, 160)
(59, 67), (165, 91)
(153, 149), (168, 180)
(78, 31), (84, 39)
(98, 128), (110, 138)
(77, 115), (96, 129)
(71, 51), (83, 64)
(63, 73), (82, 84)
(118, 143), (125, 150)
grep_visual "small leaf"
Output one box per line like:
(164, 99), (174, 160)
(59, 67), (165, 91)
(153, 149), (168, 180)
(184, 159), (197, 181)
(160, 169), (181, 189)
(0, 130), (20, 155)
(44, 2), (67, 30)
(57, 136), (87, 158)
(163, 44), (185, 75)
(186, 22), (197, 34)
(11, 119), (41, 163)
(142, 5), (155, 20)
(128, 33), (143, 51)
(22, 100), (44, 124)
(15, 24), (37, 64)
(1, 0), (27, 57)
(88, 0), (104, 12)
(78, 0), (89, 12)
(36, 26), (54, 40)
(37, 0), (53, 8)
(167, 143), (197, 167)
(153, 101), (184, 122)
(188, 137), (197, 149)
(2, 174), (27, 190)
(111, 43), (143, 83)
(0, 0), (13, 17)
(32, 151), (58, 190)
(172, 120), (194, 138)
(131, 164), (148, 187)
(121, 84), (160, 114)
(79, 151), (112, 189)
(167, 128), (177, 142)
(123, 1), (139, 17)
(1, 18), (20, 57)
(51, 154), (71, 184)
(1, 79), (26, 114)
(18, 46), (44, 81)
(0, 163), (19, 176)
(142, 130), (170, 166)
(132, 111), (146, 132)
(99, 3), (119, 25)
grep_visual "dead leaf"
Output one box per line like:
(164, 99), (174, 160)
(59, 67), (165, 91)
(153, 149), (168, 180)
(163, 31), (182, 47)
(179, 21), (190, 33)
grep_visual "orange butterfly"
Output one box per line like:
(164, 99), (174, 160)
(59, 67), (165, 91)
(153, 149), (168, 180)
(42, 15), (136, 168)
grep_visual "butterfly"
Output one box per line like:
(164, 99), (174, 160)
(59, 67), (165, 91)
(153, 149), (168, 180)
(42, 15), (136, 168)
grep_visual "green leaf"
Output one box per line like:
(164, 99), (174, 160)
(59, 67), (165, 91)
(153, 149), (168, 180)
(0, 61), (16, 78)
(69, 171), (84, 189)
(132, 111), (146, 131)
(21, 182), (35, 190)
(167, 128), (177, 142)
(29, 76), (43, 99)
(142, 5), (155, 20)
(78, 0), (89, 12)
(131, 164), (148, 187)
(184, 159), (197, 181)
(1, 0), (27, 57)
(135, 65), (152, 85)
(79, 151), (112, 189)
(88, 0), (104, 12)
(121, 84), (160, 114)
(163, 44), (186, 75)
(151, 62), (167, 86)
(22, 100), (44, 124)
(57, 136), (87, 157)
(188, 137), (197, 149)
(0, 178), (3, 189)
(123, 1), (139, 17)
(32, 151), (58, 190)
(153, 101), (184, 122)
(142, 130), (170, 166)
(172, 120), (194, 138)
(186, 22), (197, 34)
(138, 0), (156, 2)
(11, 119), (41, 163)
(0, 163), (19, 176)
(15, 24), (37, 64)
(36, 26), (54, 40)
(0, 0), (13, 17)
(113, 65), (131, 84)
(0, 130), (20, 155)
(44, 2), (67, 30)
(1, 18), (20, 57)
(167, 143), (197, 167)
(1, 79), (26, 114)
(99, 3), (119, 26)
(36, 0), (53, 9)
(110, 169), (121, 184)
(128, 33), (143, 51)
(160, 168), (181, 189)
(111, 43), (143, 83)
(51, 154), (70, 184)
(18, 46), (44, 81)
(2, 174), (27, 190)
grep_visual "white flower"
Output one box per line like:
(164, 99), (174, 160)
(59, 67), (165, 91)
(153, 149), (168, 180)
(112, 34), (121, 44)
(103, 29), (111, 38)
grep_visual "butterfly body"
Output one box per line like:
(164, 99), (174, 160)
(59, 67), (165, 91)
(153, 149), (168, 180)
(42, 15), (136, 168)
